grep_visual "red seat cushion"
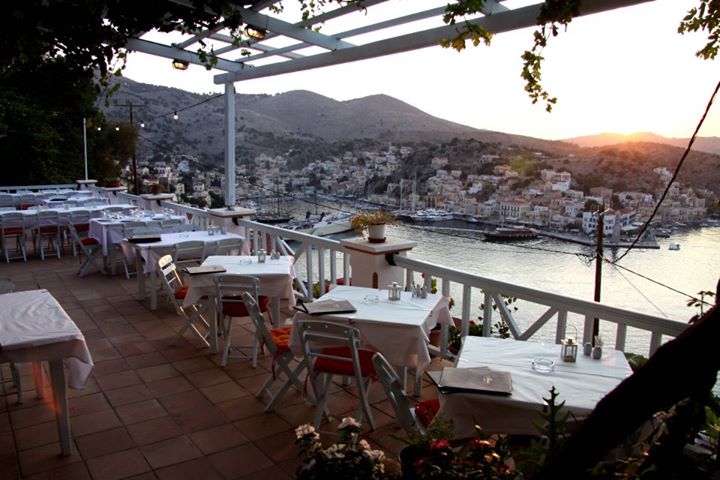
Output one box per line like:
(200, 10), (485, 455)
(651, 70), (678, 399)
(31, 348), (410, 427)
(174, 285), (189, 299)
(221, 295), (270, 317)
(1, 228), (23, 235)
(39, 226), (59, 233)
(414, 398), (440, 428)
(269, 326), (292, 354)
(314, 347), (377, 380)
(74, 223), (90, 232)
(81, 237), (98, 246)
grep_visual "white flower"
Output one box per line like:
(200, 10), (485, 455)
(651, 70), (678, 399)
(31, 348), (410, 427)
(365, 449), (386, 462)
(338, 417), (361, 430)
(295, 424), (318, 440)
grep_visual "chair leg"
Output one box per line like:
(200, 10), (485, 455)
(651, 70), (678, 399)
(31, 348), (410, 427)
(221, 316), (233, 367)
(264, 358), (307, 412)
(10, 363), (22, 404)
(311, 374), (333, 429)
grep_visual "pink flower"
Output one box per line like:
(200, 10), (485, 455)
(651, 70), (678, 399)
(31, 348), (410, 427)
(429, 439), (450, 451)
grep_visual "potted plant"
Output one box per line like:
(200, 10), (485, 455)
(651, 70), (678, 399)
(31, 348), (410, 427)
(351, 210), (395, 243)
(149, 183), (165, 195)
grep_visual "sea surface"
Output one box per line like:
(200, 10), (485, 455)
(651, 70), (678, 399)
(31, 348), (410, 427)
(278, 199), (719, 355)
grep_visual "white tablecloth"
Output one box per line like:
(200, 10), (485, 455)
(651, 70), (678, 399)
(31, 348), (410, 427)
(183, 255), (297, 309)
(90, 214), (188, 256)
(290, 286), (451, 370)
(20, 204), (135, 228)
(0, 290), (94, 389)
(128, 231), (245, 274)
(438, 336), (632, 437)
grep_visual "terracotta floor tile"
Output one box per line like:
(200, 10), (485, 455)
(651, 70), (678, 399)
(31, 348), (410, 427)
(105, 384), (156, 407)
(254, 429), (302, 464)
(158, 390), (212, 416)
(95, 370), (143, 391)
(208, 444), (274, 479)
(145, 375), (195, 398)
(185, 369), (234, 388)
(9, 402), (57, 430)
(18, 442), (82, 476)
(0, 453), (19, 479)
(24, 461), (91, 480)
(126, 416), (184, 446)
(86, 448), (151, 480)
(233, 413), (293, 442)
(125, 351), (167, 369)
(235, 372), (272, 392)
(71, 409), (123, 437)
(155, 457), (223, 480)
(199, 381), (248, 404)
(115, 399), (168, 425)
(189, 424), (249, 455)
(141, 435), (202, 470)
(14, 421), (59, 451)
(136, 364), (180, 383)
(68, 392), (112, 417)
(75, 426), (136, 459)
(172, 405), (229, 434)
(171, 357), (218, 374)
(216, 395), (268, 421)
(92, 358), (132, 376)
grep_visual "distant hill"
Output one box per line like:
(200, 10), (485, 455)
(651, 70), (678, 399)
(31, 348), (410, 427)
(104, 77), (577, 166)
(565, 132), (720, 156)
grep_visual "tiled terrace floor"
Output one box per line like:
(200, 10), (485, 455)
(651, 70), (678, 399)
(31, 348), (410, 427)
(0, 253), (444, 480)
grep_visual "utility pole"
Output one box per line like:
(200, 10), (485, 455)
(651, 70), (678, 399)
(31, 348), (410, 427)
(593, 207), (605, 343)
(113, 101), (147, 195)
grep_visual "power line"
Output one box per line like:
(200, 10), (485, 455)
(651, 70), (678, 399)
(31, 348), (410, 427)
(613, 78), (720, 264)
(610, 263), (668, 317)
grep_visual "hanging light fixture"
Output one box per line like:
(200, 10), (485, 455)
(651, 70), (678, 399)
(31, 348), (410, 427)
(173, 112), (178, 120)
(115, 126), (120, 131)
(140, 121), (145, 128)
(171, 58), (189, 70)
(244, 24), (267, 40)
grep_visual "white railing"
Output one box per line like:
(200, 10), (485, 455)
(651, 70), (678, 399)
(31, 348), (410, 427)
(0, 184), (77, 192)
(90, 188), (688, 357)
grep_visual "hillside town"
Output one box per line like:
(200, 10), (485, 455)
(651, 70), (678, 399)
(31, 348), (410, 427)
(125, 143), (716, 239)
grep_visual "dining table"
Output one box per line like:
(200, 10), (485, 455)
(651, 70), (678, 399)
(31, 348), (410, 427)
(0, 290), (94, 456)
(289, 285), (452, 394)
(127, 230), (246, 311)
(89, 213), (189, 256)
(436, 336), (633, 437)
(182, 255), (297, 352)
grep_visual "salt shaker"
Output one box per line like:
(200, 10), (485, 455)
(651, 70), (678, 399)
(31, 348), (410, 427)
(420, 286), (427, 299)
(583, 342), (593, 356)
(257, 249), (266, 263)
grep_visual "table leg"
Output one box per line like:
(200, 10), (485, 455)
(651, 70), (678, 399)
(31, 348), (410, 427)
(49, 360), (72, 456)
(271, 297), (281, 328)
(136, 253), (145, 301)
(208, 299), (218, 354)
(149, 267), (158, 310)
(32, 362), (44, 399)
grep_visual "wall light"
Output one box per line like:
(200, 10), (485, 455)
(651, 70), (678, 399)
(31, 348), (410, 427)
(244, 24), (267, 40)
(173, 112), (178, 120)
(172, 58), (189, 70)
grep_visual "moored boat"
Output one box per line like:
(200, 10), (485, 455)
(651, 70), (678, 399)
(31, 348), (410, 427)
(483, 226), (538, 242)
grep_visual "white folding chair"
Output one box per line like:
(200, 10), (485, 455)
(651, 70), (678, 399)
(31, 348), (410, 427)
(67, 209), (91, 256)
(241, 291), (307, 411)
(296, 320), (377, 430)
(214, 274), (272, 367)
(214, 237), (244, 256)
(68, 223), (105, 277)
(0, 212), (27, 262)
(35, 210), (62, 260)
(172, 240), (205, 268)
(0, 194), (14, 209)
(157, 255), (210, 347)
(372, 352), (439, 436)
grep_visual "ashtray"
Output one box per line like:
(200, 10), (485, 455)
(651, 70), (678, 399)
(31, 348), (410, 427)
(532, 358), (555, 373)
(362, 294), (379, 304)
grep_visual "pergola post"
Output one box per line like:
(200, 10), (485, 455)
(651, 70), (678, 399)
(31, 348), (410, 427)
(223, 81), (236, 208)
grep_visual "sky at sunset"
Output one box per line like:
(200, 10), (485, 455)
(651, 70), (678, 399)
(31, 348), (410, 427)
(122, 0), (720, 141)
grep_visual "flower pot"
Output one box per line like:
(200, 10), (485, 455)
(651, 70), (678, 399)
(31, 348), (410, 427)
(367, 224), (386, 243)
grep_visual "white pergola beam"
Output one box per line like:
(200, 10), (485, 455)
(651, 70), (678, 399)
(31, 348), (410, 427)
(215, 0), (652, 84)
(125, 38), (242, 72)
(176, 24), (226, 49)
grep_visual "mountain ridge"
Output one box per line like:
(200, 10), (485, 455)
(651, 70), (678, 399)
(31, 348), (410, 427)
(564, 132), (720, 155)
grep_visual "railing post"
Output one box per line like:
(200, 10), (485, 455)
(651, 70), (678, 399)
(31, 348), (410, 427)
(339, 237), (416, 289)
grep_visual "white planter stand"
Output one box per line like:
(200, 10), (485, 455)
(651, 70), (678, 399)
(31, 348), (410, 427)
(340, 237), (417, 289)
